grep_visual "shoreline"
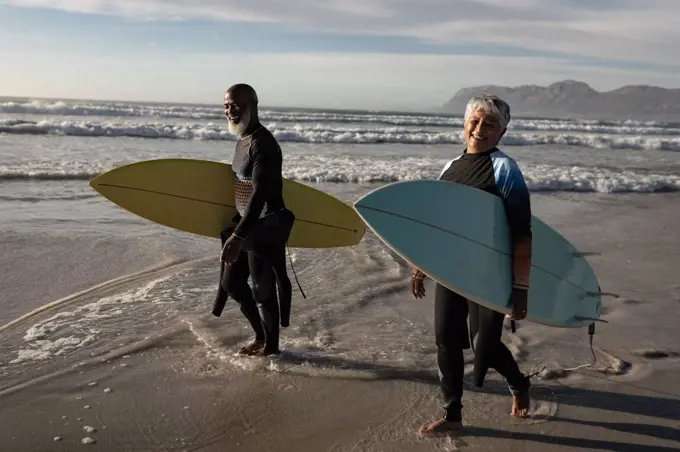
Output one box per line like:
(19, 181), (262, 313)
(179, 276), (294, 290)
(1, 192), (679, 451)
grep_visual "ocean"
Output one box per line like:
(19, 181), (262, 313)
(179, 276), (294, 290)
(1, 97), (679, 451)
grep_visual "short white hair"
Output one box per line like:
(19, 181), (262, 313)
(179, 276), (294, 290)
(464, 94), (511, 129)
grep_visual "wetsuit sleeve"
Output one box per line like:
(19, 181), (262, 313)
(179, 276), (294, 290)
(493, 156), (532, 287)
(233, 136), (281, 239)
(437, 159), (455, 180)
(494, 157), (532, 240)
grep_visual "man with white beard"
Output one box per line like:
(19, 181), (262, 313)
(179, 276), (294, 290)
(213, 83), (294, 357)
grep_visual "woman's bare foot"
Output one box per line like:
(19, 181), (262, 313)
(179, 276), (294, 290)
(417, 418), (463, 437)
(511, 391), (530, 418)
(253, 348), (281, 357)
(237, 340), (265, 356)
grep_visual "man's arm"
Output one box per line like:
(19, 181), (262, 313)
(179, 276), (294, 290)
(232, 136), (280, 239)
(494, 158), (532, 289)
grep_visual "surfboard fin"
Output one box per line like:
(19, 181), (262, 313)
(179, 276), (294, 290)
(586, 284), (618, 299)
(572, 251), (602, 257)
(574, 316), (609, 323)
(587, 291), (620, 298)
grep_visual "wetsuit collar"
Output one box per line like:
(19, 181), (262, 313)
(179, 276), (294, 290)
(242, 120), (262, 138)
(462, 146), (499, 156)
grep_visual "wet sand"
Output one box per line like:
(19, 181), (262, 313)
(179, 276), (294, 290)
(2, 328), (678, 451)
(2, 194), (680, 451)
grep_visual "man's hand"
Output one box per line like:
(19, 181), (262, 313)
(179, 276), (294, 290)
(411, 270), (426, 299)
(220, 235), (244, 265)
(506, 287), (528, 320)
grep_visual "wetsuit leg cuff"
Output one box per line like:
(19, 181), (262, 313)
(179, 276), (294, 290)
(443, 410), (462, 422)
(442, 401), (463, 422)
(508, 374), (531, 396)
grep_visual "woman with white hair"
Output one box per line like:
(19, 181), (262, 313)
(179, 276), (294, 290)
(412, 94), (533, 435)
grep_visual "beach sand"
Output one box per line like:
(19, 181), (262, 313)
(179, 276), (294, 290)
(0, 232), (181, 325)
(2, 193), (680, 451)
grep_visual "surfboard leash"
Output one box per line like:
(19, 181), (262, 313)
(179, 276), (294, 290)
(563, 322), (597, 372)
(562, 283), (604, 373)
(286, 244), (307, 299)
(497, 319), (598, 383)
(530, 322), (597, 381)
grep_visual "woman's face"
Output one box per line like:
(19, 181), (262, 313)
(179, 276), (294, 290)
(464, 109), (506, 153)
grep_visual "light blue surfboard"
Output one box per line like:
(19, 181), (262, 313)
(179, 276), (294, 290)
(353, 180), (602, 328)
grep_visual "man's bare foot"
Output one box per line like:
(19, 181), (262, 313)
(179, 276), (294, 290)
(417, 418), (463, 437)
(511, 391), (530, 418)
(237, 340), (265, 356)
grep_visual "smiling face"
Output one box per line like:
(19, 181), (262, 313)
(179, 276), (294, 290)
(464, 109), (506, 154)
(224, 90), (252, 136)
(224, 84), (259, 136)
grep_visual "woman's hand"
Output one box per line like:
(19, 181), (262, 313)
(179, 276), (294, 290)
(505, 287), (528, 320)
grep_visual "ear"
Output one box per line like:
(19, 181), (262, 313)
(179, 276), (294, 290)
(499, 127), (507, 139)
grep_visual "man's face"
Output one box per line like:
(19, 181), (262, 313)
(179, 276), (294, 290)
(224, 90), (251, 136)
(464, 109), (506, 153)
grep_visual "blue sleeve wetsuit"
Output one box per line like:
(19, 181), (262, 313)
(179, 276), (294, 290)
(433, 147), (532, 422)
(438, 148), (532, 242)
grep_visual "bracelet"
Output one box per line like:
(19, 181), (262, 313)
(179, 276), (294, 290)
(412, 270), (426, 279)
(231, 233), (244, 241)
(512, 282), (529, 290)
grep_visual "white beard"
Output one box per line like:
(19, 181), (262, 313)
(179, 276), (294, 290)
(227, 108), (252, 136)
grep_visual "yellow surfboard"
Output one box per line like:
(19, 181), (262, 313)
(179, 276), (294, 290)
(89, 158), (366, 248)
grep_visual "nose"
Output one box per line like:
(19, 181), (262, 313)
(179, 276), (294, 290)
(475, 120), (490, 134)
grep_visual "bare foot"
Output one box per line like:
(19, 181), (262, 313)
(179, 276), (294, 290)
(253, 348), (281, 357)
(417, 418), (463, 437)
(237, 340), (265, 356)
(511, 391), (530, 418)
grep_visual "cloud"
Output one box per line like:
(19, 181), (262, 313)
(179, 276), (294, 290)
(405, 8), (680, 65)
(3, 0), (679, 67)
(0, 0), (272, 22)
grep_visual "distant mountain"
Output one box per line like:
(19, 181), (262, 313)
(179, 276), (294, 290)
(441, 80), (680, 121)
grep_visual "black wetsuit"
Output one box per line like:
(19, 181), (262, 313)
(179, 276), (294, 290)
(212, 123), (293, 355)
(436, 147), (532, 422)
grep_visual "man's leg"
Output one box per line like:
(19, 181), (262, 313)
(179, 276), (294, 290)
(212, 229), (265, 355)
(228, 250), (267, 355)
(473, 304), (530, 417)
(247, 248), (281, 356)
(419, 283), (469, 435)
(262, 241), (293, 328)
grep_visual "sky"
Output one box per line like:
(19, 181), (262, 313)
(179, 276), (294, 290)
(1, 0), (679, 111)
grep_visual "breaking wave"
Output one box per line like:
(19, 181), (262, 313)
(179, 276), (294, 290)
(2, 163), (678, 193)
(2, 99), (680, 135)
(2, 119), (680, 151)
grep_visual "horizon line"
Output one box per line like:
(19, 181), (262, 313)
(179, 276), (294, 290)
(3, 77), (679, 111)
